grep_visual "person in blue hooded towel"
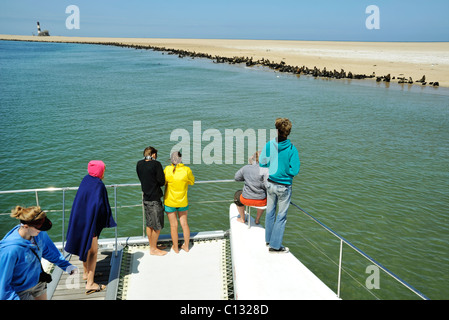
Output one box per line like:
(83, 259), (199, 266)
(65, 160), (116, 295)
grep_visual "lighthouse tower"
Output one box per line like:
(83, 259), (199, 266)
(37, 21), (50, 36)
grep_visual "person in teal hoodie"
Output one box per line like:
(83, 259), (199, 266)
(259, 118), (300, 253)
(0, 206), (77, 300)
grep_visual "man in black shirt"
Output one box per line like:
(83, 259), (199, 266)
(136, 146), (167, 256)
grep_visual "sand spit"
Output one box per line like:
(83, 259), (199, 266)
(1, 35), (448, 87)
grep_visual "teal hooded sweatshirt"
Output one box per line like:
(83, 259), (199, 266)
(259, 138), (300, 185)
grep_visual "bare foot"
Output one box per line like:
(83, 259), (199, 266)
(150, 248), (167, 256)
(181, 242), (190, 252)
(171, 245), (179, 253)
(237, 217), (246, 223)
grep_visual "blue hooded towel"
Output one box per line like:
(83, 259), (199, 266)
(65, 175), (117, 262)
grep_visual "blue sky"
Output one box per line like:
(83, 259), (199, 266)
(1, 0), (448, 41)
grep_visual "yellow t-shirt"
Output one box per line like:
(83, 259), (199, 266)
(163, 163), (195, 207)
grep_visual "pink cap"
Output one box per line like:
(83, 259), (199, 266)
(88, 160), (105, 178)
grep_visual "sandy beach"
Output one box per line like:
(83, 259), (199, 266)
(1, 35), (448, 87)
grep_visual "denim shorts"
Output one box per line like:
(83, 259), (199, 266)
(143, 200), (164, 230)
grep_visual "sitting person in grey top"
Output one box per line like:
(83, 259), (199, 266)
(234, 151), (268, 224)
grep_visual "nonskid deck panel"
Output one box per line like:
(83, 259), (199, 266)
(46, 231), (232, 300)
(118, 239), (231, 300)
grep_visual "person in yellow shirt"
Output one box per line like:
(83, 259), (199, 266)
(164, 151), (195, 253)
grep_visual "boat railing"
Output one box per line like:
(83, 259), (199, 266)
(0, 180), (428, 300)
(289, 202), (429, 300)
(0, 180), (234, 256)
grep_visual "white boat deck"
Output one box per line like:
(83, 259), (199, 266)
(121, 237), (229, 300)
(229, 203), (339, 300)
(45, 204), (339, 300)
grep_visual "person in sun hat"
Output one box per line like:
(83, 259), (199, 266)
(163, 151), (195, 253)
(65, 160), (116, 295)
(0, 205), (77, 300)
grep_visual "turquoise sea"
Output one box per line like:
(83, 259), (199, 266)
(0, 40), (448, 300)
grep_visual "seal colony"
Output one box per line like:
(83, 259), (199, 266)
(144, 45), (440, 86)
(1, 35), (446, 87)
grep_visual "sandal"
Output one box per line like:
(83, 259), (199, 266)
(85, 284), (106, 295)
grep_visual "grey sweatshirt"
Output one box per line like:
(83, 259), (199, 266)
(234, 163), (268, 200)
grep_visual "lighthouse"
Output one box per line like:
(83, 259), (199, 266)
(37, 21), (50, 36)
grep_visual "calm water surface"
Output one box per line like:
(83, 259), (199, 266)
(0, 40), (448, 299)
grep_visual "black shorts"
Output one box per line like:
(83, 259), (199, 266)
(143, 200), (164, 230)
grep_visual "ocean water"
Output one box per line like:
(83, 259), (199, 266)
(0, 40), (448, 300)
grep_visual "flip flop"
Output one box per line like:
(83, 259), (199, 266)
(85, 284), (106, 295)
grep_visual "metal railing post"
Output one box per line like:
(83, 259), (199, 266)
(114, 185), (118, 257)
(142, 193), (145, 238)
(337, 239), (343, 298)
(62, 188), (66, 250)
